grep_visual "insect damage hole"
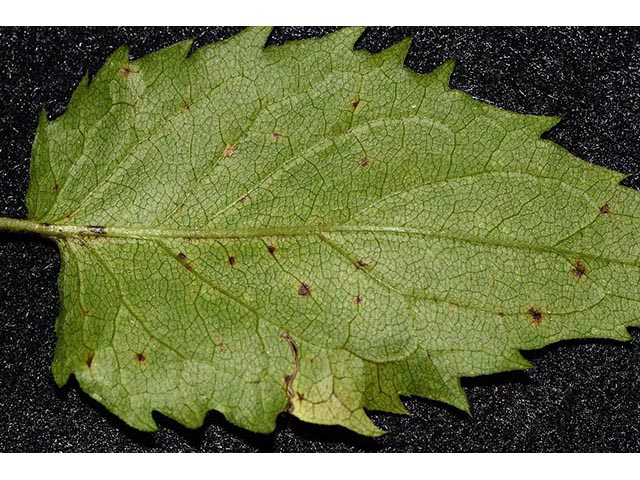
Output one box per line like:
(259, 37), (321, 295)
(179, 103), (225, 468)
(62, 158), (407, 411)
(526, 306), (544, 325)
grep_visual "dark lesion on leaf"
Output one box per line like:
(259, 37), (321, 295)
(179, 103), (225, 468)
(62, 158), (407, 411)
(177, 251), (195, 272)
(227, 255), (236, 267)
(353, 294), (364, 306)
(53, 181), (60, 193)
(267, 244), (277, 256)
(350, 95), (361, 111)
(355, 259), (372, 271)
(571, 260), (588, 279)
(297, 282), (311, 297)
(600, 203), (611, 214)
(280, 332), (300, 413)
(85, 351), (95, 368)
(526, 306), (544, 325)
(135, 352), (146, 363)
(121, 64), (135, 78)
(272, 131), (283, 141)
(359, 157), (370, 168)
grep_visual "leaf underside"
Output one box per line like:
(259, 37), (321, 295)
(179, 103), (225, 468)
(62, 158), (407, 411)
(24, 27), (640, 436)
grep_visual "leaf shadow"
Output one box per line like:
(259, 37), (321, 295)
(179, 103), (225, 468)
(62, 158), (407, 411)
(54, 377), (158, 450)
(55, 374), (391, 451)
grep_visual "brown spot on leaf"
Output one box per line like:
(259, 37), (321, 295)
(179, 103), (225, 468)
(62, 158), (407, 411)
(227, 256), (236, 267)
(217, 342), (227, 353)
(526, 306), (543, 325)
(353, 294), (364, 306)
(53, 181), (60, 193)
(121, 65), (134, 78)
(355, 259), (371, 271)
(239, 193), (250, 204)
(267, 244), (277, 256)
(296, 391), (305, 401)
(359, 157), (370, 168)
(600, 203), (611, 214)
(297, 283), (311, 297)
(135, 352), (146, 363)
(280, 332), (299, 413)
(351, 96), (361, 111)
(222, 143), (237, 158)
(182, 101), (191, 111)
(85, 351), (95, 368)
(571, 260), (587, 279)
(272, 131), (283, 141)
(177, 251), (195, 271)
(497, 311), (505, 317)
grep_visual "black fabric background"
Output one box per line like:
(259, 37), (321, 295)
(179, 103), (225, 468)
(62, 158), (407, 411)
(2, 26), (640, 452)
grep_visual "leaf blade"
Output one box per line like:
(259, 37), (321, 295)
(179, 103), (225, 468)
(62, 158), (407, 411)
(14, 27), (640, 435)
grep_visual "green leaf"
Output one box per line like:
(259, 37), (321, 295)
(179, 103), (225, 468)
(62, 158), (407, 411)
(2, 27), (640, 436)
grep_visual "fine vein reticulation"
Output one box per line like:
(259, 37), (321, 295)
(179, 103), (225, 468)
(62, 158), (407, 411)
(3, 27), (640, 436)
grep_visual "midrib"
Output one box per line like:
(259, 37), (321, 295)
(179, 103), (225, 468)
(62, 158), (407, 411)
(0, 216), (637, 269)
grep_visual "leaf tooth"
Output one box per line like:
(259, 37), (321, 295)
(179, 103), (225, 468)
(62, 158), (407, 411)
(430, 59), (456, 89)
(442, 379), (471, 415)
(371, 34), (414, 65)
(65, 71), (91, 111)
(105, 44), (130, 70)
(171, 38), (196, 60)
(339, 26), (368, 49)
(232, 26), (273, 50)
(36, 104), (49, 129)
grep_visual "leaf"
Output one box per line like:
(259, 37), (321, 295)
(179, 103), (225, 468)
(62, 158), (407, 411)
(2, 27), (640, 437)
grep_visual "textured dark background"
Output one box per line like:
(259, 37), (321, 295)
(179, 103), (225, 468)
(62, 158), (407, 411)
(2, 26), (640, 452)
